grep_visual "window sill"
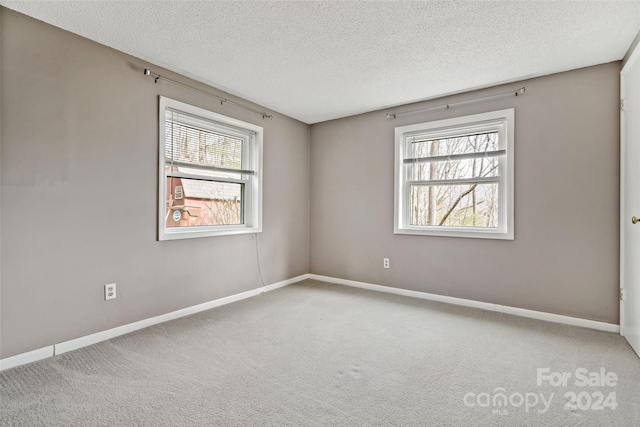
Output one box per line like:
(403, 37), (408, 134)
(394, 226), (513, 240)
(159, 225), (262, 241)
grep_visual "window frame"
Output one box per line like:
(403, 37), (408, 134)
(158, 96), (263, 241)
(394, 109), (514, 240)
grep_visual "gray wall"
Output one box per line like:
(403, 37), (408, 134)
(310, 62), (621, 324)
(0, 10), (310, 358)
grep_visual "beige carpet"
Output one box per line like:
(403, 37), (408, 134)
(1, 279), (639, 426)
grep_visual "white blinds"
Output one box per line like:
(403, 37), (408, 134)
(165, 108), (256, 176)
(403, 131), (503, 186)
(403, 149), (506, 165)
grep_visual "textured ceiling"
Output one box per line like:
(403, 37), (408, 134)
(2, 1), (640, 124)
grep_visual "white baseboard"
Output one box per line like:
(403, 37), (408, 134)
(308, 274), (620, 334)
(0, 346), (54, 372)
(54, 274), (309, 355)
(0, 274), (309, 372)
(2, 272), (618, 372)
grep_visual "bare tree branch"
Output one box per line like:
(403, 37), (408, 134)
(437, 162), (499, 226)
(438, 183), (478, 226)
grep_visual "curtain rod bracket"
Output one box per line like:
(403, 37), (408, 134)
(143, 68), (160, 83)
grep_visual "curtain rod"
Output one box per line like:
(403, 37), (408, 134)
(143, 69), (273, 120)
(386, 87), (525, 119)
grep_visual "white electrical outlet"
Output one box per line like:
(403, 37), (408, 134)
(104, 283), (116, 300)
(383, 258), (390, 269)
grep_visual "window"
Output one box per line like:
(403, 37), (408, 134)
(394, 109), (514, 239)
(158, 97), (263, 240)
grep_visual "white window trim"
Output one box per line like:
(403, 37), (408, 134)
(394, 109), (514, 240)
(158, 97), (263, 241)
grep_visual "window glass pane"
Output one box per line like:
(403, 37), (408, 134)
(165, 177), (243, 227)
(165, 119), (243, 170)
(410, 183), (499, 228)
(410, 157), (500, 181)
(410, 132), (499, 159)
